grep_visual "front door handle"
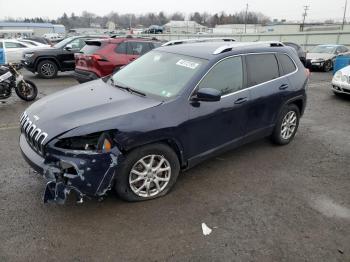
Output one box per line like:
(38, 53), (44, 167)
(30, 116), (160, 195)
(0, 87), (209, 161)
(279, 84), (289, 90)
(234, 97), (248, 105)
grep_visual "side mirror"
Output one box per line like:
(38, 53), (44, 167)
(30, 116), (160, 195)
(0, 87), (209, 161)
(192, 88), (221, 102)
(65, 44), (73, 51)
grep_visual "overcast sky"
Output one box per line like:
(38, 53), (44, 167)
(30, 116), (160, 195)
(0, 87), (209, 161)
(0, 0), (348, 22)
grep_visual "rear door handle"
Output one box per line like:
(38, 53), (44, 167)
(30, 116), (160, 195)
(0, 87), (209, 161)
(279, 84), (289, 90)
(234, 97), (248, 105)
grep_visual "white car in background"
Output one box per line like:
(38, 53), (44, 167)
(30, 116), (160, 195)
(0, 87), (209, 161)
(331, 65), (350, 96)
(0, 39), (47, 64)
(17, 39), (50, 48)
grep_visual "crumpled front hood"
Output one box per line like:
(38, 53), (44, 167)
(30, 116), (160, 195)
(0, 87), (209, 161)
(306, 52), (334, 61)
(24, 79), (162, 142)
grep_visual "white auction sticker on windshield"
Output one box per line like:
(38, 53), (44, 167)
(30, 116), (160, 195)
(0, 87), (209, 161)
(176, 59), (199, 69)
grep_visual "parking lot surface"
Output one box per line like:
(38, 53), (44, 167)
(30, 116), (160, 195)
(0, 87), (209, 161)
(0, 70), (349, 262)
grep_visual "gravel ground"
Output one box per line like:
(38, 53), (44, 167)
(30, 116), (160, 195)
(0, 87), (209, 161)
(0, 70), (349, 262)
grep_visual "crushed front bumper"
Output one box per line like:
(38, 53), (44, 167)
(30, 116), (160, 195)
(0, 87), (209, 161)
(20, 134), (123, 204)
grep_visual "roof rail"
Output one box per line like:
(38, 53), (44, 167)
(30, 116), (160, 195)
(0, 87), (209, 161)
(162, 37), (236, 47)
(212, 41), (285, 55)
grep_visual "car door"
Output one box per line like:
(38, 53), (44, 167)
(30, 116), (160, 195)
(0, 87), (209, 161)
(4, 41), (28, 63)
(186, 56), (250, 159)
(59, 38), (85, 70)
(245, 53), (290, 133)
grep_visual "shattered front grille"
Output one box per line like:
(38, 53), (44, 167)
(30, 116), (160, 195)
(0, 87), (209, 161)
(20, 111), (48, 156)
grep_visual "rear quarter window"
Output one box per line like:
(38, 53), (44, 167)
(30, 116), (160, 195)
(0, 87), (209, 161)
(278, 54), (297, 75)
(246, 54), (279, 87)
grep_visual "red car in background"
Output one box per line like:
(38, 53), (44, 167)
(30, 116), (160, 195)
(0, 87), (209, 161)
(74, 37), (161, 83)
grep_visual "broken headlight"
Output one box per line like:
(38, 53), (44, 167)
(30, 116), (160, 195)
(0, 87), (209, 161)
(55, 132), (113, 153)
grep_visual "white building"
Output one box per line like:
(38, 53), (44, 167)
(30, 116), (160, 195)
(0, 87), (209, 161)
(163, 20), (208, 34)
(213, 24), (261, 34)
(0, 22), (65, 37)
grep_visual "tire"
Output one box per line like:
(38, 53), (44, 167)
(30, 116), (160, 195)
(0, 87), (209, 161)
(114, 143), (180, 202)
(271, 104), (300, 145)
(323, 60), (332, 72)
(15, 79), (38, 101)
(37, 60), (58, 79)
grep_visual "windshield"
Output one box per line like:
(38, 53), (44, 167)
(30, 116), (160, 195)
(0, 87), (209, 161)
(54, 37), (74, 48)
(310, 46), (336, 54)
(111, 51), (207, 99)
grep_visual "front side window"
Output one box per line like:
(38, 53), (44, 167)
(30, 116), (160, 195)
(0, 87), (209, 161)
(246, 54), (279, 87)
(127, 42), (152, 55)
(69, 38), (84, 49)
(112, 51), (207, 99)
(198, 56), (243, 96)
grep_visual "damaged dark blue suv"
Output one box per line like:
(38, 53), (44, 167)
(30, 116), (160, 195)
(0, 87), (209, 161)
(19, 41), (308, 204)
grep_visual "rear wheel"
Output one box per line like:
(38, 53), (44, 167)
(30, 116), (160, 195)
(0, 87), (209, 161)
(37, 60), (58, 79)
(15, 79), (38, 101)
(271, 104), (300, 145)
(114, 143), (180, 202)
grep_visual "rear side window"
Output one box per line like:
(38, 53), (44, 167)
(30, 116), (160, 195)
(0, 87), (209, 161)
(81, 42), (104, 55)
(278, 54), (297, 75)
(0, 42), (3, 48)
(246, 54), (279, 87)
(198, 56), (243, 96)
(127, 42), (152, 55)
(5, 42), (26, 48)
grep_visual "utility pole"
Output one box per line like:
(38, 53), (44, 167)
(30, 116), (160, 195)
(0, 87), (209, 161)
(129, 14), (132, 31)
(244, 3), (249, 34)
(301, 5), (310, 32)
(342, 0), (348, 30)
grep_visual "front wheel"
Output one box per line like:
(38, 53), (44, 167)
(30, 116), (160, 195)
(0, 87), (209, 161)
(15, 80), (38, 101)
(323, 60), (332, 72)
(271, 104), (300, 145)
(114, 143), (180, 202)
(37, 60), (58, 79)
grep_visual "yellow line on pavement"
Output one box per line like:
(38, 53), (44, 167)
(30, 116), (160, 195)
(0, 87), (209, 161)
(0, 125), (19, 131)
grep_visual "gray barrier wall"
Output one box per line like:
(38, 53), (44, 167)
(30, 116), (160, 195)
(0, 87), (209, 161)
(140, 31), (350, 51)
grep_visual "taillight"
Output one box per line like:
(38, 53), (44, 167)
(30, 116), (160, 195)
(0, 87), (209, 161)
(91, 54), (108, 62)
(305, 68), (311, 78)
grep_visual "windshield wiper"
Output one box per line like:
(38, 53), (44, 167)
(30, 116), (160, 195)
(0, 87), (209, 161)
(110, 78), (146, 97)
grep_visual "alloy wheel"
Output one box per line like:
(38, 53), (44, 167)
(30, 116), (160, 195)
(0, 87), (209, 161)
(41, 63), (55, 77)
(129, 155), (171, 198)
(280, 111), (297, 140)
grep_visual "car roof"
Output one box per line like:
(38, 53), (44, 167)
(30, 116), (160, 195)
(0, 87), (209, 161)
(157, 41), (294, 60)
